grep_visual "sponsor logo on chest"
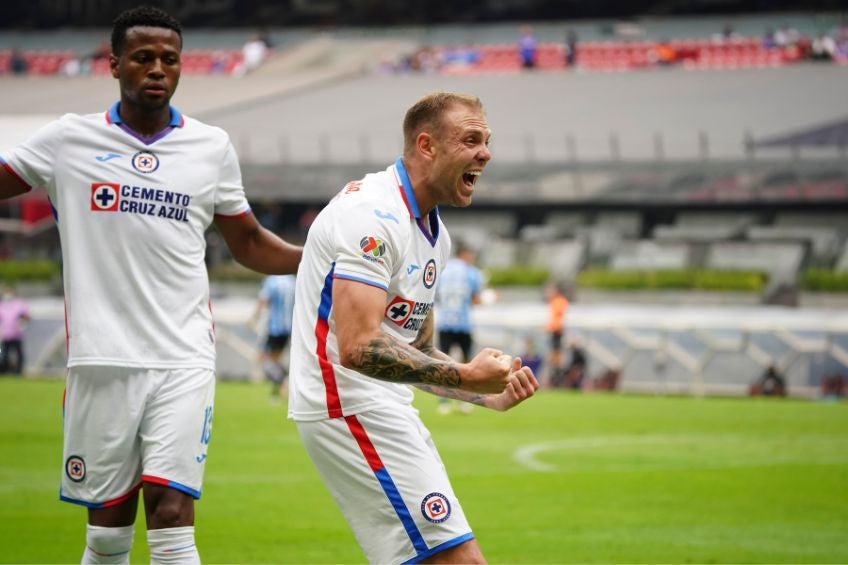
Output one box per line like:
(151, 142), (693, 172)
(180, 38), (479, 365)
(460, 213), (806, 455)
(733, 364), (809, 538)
(385, 296), (432, 332)
(90, 182), (191, 223)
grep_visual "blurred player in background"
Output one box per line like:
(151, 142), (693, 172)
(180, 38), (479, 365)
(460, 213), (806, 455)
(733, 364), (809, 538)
(0, 285), (31, 375)
(545, 280), (570, 387)
(251, 274), (297, 400)
(287, 91), (539, 564)
(0, 6), (302, 563)
(435, 240), (484, 414)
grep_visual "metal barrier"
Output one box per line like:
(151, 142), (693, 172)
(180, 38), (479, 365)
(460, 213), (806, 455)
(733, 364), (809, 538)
(18, 296), (848, 399)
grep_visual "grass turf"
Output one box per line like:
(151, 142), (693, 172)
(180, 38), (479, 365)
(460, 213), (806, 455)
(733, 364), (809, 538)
(0, 377), (846, 563)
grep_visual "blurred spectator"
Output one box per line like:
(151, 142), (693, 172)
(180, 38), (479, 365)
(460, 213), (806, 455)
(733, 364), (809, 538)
(820, 373), (845, 399)
(519, 25), (537, 69)
(809, 34), (836, 61)
(0, 285), (31, 375)
(60, 41), (109, 77)
(593, 368), (620, 391)
(775, 23), (800, 48)
(762, 28), (778, 50)
(555, 338), (587, 390)
(749, 364), (787, 397)
(830, 22), (848, 63)
(407, 46), (441, 73)
(564, 29), (578, 68)
(440, 44), (480, 71)
(655, 38), (678, 66)
(210, 50), (229, 74)
(714, 22), (739, 43)
(59, 57), (82, 77)
(520, 335), (544, 378)
(9, 48), (27, 75)
(544, 281), (569, 387)
(84, 41), (110, 75)
(233, 32), (269, 76)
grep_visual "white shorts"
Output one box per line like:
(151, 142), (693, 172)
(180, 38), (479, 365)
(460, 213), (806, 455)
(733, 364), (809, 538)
(60, 366), (216, 508)
(297, 405), (474, 564)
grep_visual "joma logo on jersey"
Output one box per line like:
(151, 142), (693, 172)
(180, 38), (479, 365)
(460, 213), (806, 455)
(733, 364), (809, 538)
(90, 183), (120, 211)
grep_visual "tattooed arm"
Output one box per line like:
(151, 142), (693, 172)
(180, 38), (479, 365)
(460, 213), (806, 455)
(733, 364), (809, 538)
(410, 310), (490, 405)
(333, 278), (511, 393)
(411, 310), (540, 411)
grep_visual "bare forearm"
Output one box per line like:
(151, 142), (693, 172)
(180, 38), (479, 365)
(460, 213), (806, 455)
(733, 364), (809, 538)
(414, 383), (490, 406)
(233, 228), (302, 274)
(349, 334), (462, 387)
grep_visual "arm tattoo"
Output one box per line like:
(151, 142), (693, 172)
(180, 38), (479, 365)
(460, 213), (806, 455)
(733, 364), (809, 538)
(415, 384), (489, 407)
(352, 334), (462, 387)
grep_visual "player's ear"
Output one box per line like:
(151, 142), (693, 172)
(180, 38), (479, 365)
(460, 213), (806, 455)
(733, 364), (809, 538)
(416, 132), (436, 160)
(109, 54), (120, 79)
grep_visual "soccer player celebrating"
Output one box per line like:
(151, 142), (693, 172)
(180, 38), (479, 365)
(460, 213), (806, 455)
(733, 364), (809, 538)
(0, 6), (301, 563)
(288, 91), (539, 564)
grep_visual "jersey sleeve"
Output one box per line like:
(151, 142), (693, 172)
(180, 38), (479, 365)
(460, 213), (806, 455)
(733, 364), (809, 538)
(213, 139), (250, 217)
(0, 117), (65, 191)
(331, 198), (403, 292)
(470, 266), (484, 295)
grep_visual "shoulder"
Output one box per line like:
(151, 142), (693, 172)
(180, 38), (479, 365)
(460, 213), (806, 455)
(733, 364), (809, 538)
(328, 168), (407, 220)
(181, 115), (231, 144)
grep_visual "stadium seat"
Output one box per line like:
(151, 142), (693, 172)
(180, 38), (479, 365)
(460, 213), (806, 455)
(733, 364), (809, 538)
(610, 240), (691, 270)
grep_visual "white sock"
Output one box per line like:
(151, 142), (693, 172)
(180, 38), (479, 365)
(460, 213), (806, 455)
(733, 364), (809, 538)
(147, 526), (200, 564)
(81, 524), (134, 564)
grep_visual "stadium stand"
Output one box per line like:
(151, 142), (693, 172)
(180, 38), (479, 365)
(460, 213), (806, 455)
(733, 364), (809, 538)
(610, 241), (691, 271)
(526, 239), (586, 279)
(705, 241), (806, 282)
(436, 36), (805, 75)
(2, 13), (846, 392)
(746, 225), (842, 265)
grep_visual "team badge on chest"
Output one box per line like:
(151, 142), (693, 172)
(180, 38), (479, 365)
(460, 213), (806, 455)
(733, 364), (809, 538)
(132, 151), (160, 174)
(422, 259), (437, 289)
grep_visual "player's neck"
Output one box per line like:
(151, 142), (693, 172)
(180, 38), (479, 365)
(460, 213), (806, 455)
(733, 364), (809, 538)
(119, 102), (172, 138)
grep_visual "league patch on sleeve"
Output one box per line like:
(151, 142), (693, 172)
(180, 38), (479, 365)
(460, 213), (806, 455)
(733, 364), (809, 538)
(359, 235), (388, 265)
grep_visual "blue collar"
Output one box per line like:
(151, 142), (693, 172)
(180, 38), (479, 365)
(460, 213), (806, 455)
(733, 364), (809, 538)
(395, 157), (440, 246)
(107, 101), (184, 128)
(395, 157), (422, 219)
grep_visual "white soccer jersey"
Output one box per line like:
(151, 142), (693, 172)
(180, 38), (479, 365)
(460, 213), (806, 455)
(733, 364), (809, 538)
(288, 158), (452, 421)
(0, 103), (249, 369)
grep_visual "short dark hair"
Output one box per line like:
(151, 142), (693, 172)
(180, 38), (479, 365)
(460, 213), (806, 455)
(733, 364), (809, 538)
(111, 5), (183, 55)
(403, 91), (484, 154)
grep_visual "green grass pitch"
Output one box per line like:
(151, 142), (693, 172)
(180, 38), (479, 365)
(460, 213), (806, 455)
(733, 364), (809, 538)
(1, 377), (847, 563)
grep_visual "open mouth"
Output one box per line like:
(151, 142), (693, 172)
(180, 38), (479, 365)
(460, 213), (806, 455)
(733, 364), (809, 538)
(462, 171), (482, 187)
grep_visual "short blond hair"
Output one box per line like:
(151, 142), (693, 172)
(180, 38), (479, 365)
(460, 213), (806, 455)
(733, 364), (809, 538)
(402, 91), (484, 154)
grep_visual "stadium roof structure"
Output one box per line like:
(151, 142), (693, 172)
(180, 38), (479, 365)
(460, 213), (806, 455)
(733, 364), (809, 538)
(754, 117), (848, 149)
